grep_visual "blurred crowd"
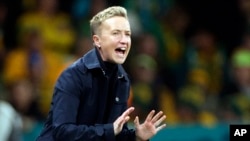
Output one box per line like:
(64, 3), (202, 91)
(0, 0), (250, 141)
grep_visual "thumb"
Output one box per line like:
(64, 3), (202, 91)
(134, 116), (140, 127)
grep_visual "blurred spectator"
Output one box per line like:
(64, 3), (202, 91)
(62, 35), (93, 68)
(129, 54), (158, 119)
(122, 0), (177, 43)
(71, 0), (91, 21)
(136, 33), (159, 59)
(130, 53), (179, 125)
(185, 29), (227, 99)
(123, 0), (175, 31)
(177, 68), (218, 126)
(72, 0), (106, 37)
(127, 33), (159, 63)
(128, 33), (178, 125)
(157, 4), (190, 93)
(17, 0), (76, 56)
(0, 100), (23, 141)
(2, 29), (65, 117)
(122, 0), (143, 37)
(219, 48), (250, 123)
(7, 79), (44, 141)
(175, 29), (227, 126)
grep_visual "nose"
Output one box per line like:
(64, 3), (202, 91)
(119, 33), (130, 44)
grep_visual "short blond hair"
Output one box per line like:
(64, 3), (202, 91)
(90, 6), (128, 35)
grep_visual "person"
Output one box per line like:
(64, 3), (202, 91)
(36, 6), (166, 141)
(0, 100), (23, 141)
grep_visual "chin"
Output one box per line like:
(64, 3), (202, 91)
(114, 59), (125, 64)
(115, 61), (125, 64)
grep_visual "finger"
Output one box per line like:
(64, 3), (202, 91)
(121, 116), (130, 125)
(146, 110), (155, 122)
(118, 116), (130, 127)
(154, 115), (166, 127)
(124, 116), (130, 122)
(151, 111), (163, 123)
(117, 117), (124, 127)
(156, 123), (166, 132)
(122, 107), (135, 117)
(134, 116), (140, 127)
(117, 107), (134, 127)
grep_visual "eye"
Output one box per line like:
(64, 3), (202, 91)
(126, 32), (131, 37)
(112, 31), (119, 35)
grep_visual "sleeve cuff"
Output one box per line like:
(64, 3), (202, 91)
(103, 123), (116, 141)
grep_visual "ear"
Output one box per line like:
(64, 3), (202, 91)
(93, 35), (101, 47)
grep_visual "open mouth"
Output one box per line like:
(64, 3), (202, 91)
(115, 47), (126, 55)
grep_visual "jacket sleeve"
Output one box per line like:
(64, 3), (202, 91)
(51, 67), (116, 141)
(116, 124), (136, 141)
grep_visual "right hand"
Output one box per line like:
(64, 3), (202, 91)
(113, 107), (135, 135)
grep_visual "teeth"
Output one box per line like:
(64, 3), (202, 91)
(120, 47), (126, 51)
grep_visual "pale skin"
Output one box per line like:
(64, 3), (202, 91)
(114, 107), (166, 141)
(93, 16), (166, 140)
(93, 16), (131, 64)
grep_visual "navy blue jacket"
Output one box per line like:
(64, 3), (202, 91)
(36, 48), (135, 141)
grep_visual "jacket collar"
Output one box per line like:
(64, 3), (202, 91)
(84, 47), (101, 69)
(83, 47), (128, 80)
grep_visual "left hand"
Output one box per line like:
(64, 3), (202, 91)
(134, 110), (166, 141)
(113, 107), (135, 135)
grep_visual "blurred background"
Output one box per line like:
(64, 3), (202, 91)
(0, 0), (250, 141)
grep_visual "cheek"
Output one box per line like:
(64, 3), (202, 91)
(101, 36), (117, 47)
(128, 40), (132, 47)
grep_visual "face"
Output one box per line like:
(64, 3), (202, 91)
(93, 16), (131, 64)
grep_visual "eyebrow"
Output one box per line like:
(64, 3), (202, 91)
(112, 29), (131, 33)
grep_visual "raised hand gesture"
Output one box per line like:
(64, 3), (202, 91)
(113, 107), (135, 135)
(134, 110), (166, 141)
